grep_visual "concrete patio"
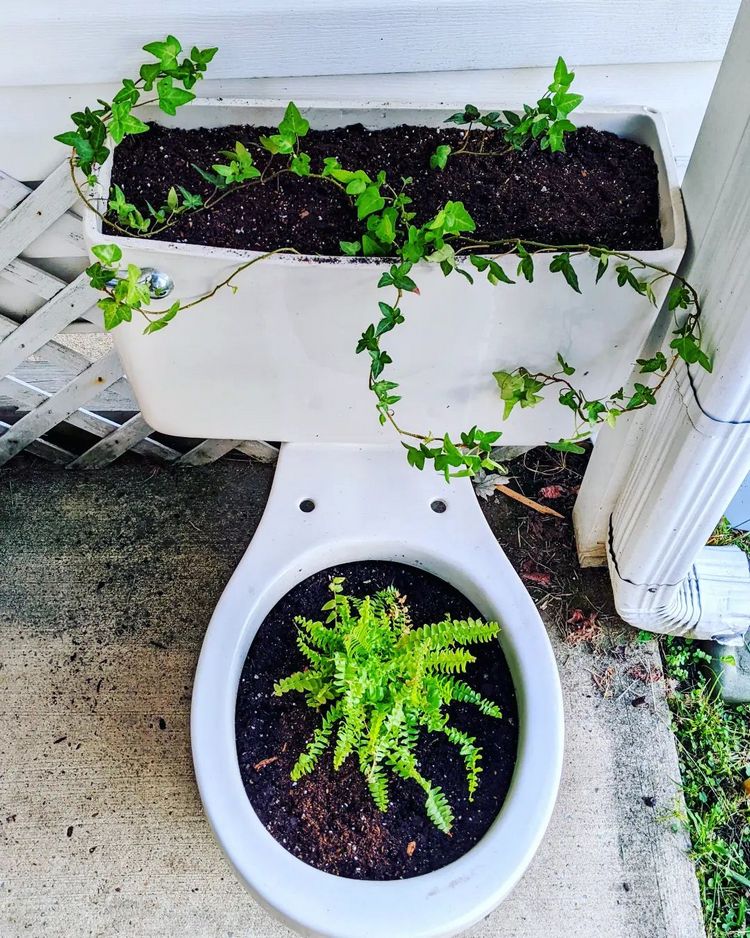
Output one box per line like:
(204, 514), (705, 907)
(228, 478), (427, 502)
(0, 453), (705, 938)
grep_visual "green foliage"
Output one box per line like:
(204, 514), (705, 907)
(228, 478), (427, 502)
(107, 182), (203, 234)
(484, 245), (712, 452)
(443, 57), (582, 162)
(87, 243), (180, 331)
(493, 369), (545, 420)
(505, 57), (582, 153)
(274, 577), (503, 832)
(657, 636), (750, 938)
(210, 141), (261, 186)
(430, 144), (452, 170)
(260, 101), (310, 155)
(67, 42), (712, 479)
(55, 35), (215, 177)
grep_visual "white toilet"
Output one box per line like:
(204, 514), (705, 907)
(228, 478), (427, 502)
(191, 441), (564, 938)
(77, 97), (654, 937)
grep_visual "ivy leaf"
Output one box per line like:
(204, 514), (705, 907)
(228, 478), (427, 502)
(143, 301), (180, 334)
(667, 284), (691, 310)
(156, 76), (195, 116)
(109, 102), (150, 145)
(356, 186), (386, 220)
(279, 101), (310, 139)
(340, 240), (361, 256)
(139, 62), (162, 90)
(548, 439), (586, 454)
(670, 334), (713, 372)
(91, 243), (122, 266)
(190, 46), (218, 67)
(98, 297), (131, 331)
(595, 252), (610, 283)
(637, 352), (667, 374)
(430, 145), (452, 170)
(551, 56), (575, 91)
(290, 152), (311, 176)
(54, 131), (95, 166)
(516, 244), (534, 282)
(362, 234), (387, 256)
(177, 186), (203, 209)
(405, 444), (426, 470)
(435, 201), (475, 234)
(556, 353), (576, 376)
(445, 104), (480, 125)
(143, 35), (182, 70)
(426, 243), (456, 267)
(192, 164), (227, 187)
(549, 253), (581, 293)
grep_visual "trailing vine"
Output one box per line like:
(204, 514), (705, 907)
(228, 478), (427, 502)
(57, 40), (712, 479)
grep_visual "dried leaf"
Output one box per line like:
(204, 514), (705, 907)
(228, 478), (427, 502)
(565, 608), (600, 645)
(626, 664), (663, 685)
(521, 570), (552, 586)
(253, 756), (278, 771)
(473, 470), (510, 501)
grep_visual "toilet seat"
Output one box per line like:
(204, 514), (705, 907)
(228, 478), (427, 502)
(191, 442), (564, 938)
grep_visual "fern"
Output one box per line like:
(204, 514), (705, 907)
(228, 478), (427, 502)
(290, 705), (342, 780)
(274, 578), (503, 832)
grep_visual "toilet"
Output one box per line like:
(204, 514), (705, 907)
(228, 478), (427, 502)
(81, 98), (682, 938)
(75, 94), (695, 935)
(191, 441), (564, 938)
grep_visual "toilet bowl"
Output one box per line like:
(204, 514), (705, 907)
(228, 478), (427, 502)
(191, 441), (564, 938)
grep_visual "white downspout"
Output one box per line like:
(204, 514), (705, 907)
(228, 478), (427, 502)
(573, 0), (750, 643)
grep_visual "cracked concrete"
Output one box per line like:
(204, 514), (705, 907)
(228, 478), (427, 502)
(0, 456), (705, 938)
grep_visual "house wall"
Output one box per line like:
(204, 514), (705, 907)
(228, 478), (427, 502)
(0, 0), (741, 180)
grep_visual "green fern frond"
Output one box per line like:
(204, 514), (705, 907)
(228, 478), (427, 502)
(297, 616), (340, 653)
(290, 704), (342, 781)
(407, 618), (500, 651)
(296, 631), (326, 668)
(277, 578), (503, 832)
(443, 726), (483, 799)
(333, 703), (365, 769)
(367, 764), (390, 812)
(424, 783), (455, 834)
(273, 670), (317, 696)
(424, 647), (476, 674)
(439, 677), (503, 718)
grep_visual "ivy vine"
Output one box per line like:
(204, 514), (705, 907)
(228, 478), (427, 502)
(56, 41), (712, 480)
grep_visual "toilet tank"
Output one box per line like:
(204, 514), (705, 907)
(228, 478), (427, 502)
(83, 100), (686, 445)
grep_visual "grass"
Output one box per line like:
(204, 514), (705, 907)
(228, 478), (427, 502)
(645, 514), (750, 938)
(707, 517), (750, 553)
(658, 635), (750, 937)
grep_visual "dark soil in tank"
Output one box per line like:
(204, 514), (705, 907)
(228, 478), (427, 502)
(235, 560), (519, 880)
(111, 122), (662, 254)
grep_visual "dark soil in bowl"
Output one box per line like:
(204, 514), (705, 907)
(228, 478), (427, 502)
(235, 560), (519, 880)
(111, 122), (662, 254)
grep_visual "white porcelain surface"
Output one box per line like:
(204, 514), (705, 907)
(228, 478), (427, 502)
(191, 443), (565, 938)
(84, 101), (686, 445)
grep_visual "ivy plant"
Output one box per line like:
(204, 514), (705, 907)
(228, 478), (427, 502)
(434, 56), (583, 169)
(58, 42), (714, 479)
(273, 577), (502, 833)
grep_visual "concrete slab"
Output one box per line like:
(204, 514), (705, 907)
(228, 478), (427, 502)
(0, 456), (705, 938)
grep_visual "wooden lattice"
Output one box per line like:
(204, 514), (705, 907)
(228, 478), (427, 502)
(0, 163), (277, 469)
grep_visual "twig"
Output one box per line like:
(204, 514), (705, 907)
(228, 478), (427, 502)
(494, 484), (565, 519)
